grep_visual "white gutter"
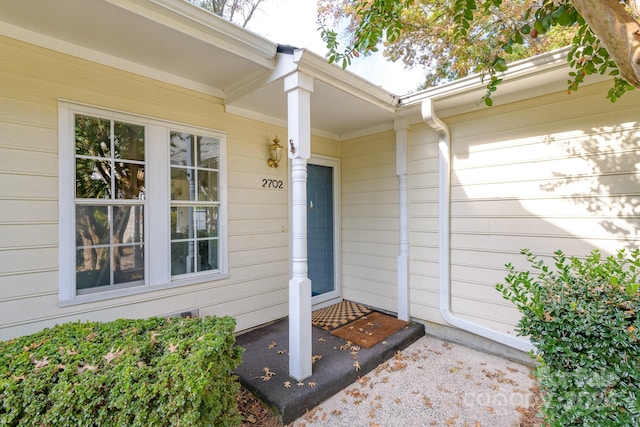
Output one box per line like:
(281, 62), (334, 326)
(421, 98), (534, 353)
(400, 47), (572, 107)
(107, 0), (278, 66)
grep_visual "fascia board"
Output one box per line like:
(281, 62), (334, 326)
(293, 49), (400, 113)
(105, 0), (277, 68)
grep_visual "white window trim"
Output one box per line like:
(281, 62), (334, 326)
(58, 100), (228, 305)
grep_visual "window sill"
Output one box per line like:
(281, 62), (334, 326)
(58, 274), (230, 307)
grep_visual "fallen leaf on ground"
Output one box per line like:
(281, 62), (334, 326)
(284, 381), (291, 388)
(24, 340), (45, 351)
(33, 356), (49, 371)
(104, 347), (126, 363)
(259, 367), (276, 381)
(77, 363), (98, 374)
(150, 332), (160, 344)
(268, 342), (277, 349)
(423, 396), (433, 408)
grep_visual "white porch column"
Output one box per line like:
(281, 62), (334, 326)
(285, 72), (314, 381)
(395, 119), (410, 321)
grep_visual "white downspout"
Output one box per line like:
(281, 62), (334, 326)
(421, 98), (533, 353)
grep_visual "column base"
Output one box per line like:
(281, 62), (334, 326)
(289, 276), (312, 381)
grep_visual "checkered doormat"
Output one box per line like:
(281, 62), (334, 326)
(311, 300), (372, 331)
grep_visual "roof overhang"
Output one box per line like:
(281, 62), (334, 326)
(0, 0), (278, 97)
(0, 0), (611, 139)
(225, 49), (402, 140)
(397, 47), (609, 121)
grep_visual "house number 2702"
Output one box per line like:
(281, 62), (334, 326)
(262, 179), (284, 189)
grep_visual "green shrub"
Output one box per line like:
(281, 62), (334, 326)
(0, 316), (243, 427)
(497, 249), (640, 426)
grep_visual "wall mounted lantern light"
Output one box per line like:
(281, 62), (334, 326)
(268, 135), (283, 168)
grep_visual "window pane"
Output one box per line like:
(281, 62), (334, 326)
(170, 132), (193, 166)
(115, 162), (145, 200)
(75, 115), (110, 158)
(114, 122), (144, 161)
(171, 206), (194, 239)
(169, 130), (222, 278)
(198, 169), (218, 201)
(114, 244), (145, 284)
(76, 158), (111, 199)
(171, 241), (195, 275)
(76, 247), (110, 290)
(198, 239), (218, 272)
(70, 109), (148, 297)
(196, 207), (218, 238)
(113, 205), (144, 244)
(198, 136), (219, 169)
(76, 206), (109, 246)
(171, 167), (194, 201)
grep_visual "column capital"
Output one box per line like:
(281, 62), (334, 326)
(284, 72), (314, 93)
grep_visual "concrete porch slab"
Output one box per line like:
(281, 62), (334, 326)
(234, 316), (425, 424)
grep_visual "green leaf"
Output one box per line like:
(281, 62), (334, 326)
(533, 19), (545, 35)
(494, 58), (508, 72)
(557, 11), (573, 26)
(514, 31), (523, 44)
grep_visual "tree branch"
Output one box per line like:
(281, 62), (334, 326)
(572, 0), (640, 88)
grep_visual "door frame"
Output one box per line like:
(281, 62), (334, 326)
(289, 155), (341, 309)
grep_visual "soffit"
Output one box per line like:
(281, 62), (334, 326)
(224, 50), (401, 140)
(226, 77), (400, 140)
(0, 0), (277, 95)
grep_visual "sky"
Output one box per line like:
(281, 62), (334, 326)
(244, 0), (426, 95)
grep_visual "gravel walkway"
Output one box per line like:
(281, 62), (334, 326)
(290, 335), (537, 427)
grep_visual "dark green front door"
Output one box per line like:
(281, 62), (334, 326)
(307, 164), (335, 297)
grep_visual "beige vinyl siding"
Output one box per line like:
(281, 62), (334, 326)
(340, 130), (399, 312)
(408, 80), (640, 334)
(407, 124), (441, 323)
(0, 35), (291, 339)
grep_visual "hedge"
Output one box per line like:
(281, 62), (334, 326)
(0, 316), (243, 426)
(497, 249), (640, 426)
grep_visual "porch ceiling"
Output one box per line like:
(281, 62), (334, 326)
(225, 77), (401, 140)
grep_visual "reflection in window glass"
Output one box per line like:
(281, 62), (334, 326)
(114, 122), (144, 161)
(198, 136), (219, 169)
(74, 114), (145, 293)
(170, 130), (220, 277)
